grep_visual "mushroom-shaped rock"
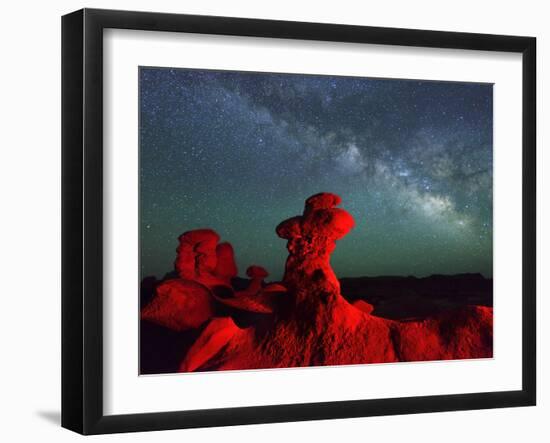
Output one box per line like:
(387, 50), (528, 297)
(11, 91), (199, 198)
(175, 229), (219, 280)
(391, 305), (493, 361)
(275, 216), (303, 240)
(277, 192), (355, 299)
(245, 265), (269, 294)
(141, 279), (214, 331)
(304, 192), (342, 213)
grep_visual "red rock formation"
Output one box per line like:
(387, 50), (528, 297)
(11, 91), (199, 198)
(213, 267), (283, 314)
(143, 230), (239, 332)
(353, 299), (374, 315)
(215, 242), (238, 281)
(141, 279), (214, 331)
(261, 283), (287, 294)
(244, 265), (269, 295)
(174, 229), (237, 287)
(392, 305), (493, 361)
(180, 317), (240, 372)
(178, 193), (493, 372)
(211, 293), (275, 314)
(277, 193), (354, 300)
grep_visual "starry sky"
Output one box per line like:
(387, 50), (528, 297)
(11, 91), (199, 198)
(140, 67), (493, 281)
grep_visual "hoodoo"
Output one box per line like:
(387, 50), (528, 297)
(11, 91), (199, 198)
(141, 193), (493, 373)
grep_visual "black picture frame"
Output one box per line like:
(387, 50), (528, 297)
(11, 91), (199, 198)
(62, 8), (536, 435)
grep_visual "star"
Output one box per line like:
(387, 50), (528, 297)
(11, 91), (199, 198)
(140, 67), (493, 279)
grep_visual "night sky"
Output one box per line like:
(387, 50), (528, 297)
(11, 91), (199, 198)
(139, 67), (492, 281)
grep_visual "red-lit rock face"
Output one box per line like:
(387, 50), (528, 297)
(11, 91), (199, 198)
(141, 193), (493, 373)
(244, 265), (269, 295)
(215, 242), (238, 281)
(175, 229), (219, 284)
(246, 265), (269, 279)
(175, 229), (237, 287)
(141, 279), (214, 331)
(143, 230), (238, 332)
(277, 192), (354, 302)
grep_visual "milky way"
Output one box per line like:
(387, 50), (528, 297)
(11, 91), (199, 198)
(140, 67), (492, 280)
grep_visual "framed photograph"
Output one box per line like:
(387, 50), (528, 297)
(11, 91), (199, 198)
(62, 8), (536, 434)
